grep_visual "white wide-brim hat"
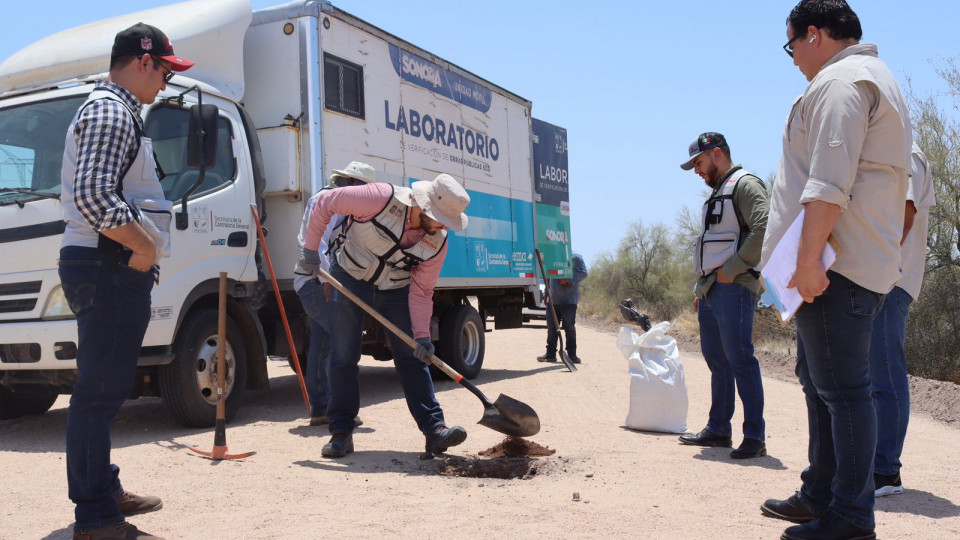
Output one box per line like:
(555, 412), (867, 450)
(330, 161), (377, 184)
(411, 174), (470, 232)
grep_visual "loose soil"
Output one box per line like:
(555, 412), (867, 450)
(438, 437), (556, 479)
(478, 436), (556, 458)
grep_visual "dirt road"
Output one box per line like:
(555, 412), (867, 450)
(2, 322), (958, 539)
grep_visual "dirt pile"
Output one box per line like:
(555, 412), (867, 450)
(438, 437), (556, 479)
(478, 437), (556, 458)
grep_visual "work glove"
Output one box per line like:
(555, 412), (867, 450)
(295, 248), (321, 276)
(413, 338), (435, 364)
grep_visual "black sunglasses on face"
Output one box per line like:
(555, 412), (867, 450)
(149, 55), (175, 83)
(783, 33), (805, 57)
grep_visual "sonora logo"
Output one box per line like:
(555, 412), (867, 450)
(401, 54), (441, 87)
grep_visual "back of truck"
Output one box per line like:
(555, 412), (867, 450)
(243, 4), (540, 378)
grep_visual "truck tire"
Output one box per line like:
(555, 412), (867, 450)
(159, 309), (247, 428)
(0, 386), (59, 419)
(437, 305), (485, 379)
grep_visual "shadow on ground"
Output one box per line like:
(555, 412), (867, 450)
(877, 489), (960, 519)
(691, 446), (788, 470)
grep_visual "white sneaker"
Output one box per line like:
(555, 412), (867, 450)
(874, 472), (904, 497)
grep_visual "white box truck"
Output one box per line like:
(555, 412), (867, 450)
(0, 0), (572, 426)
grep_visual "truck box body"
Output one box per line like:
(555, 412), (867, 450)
(0, 0), (570, 425)
(243, 3), (539, 287)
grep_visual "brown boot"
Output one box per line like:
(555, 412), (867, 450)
(115, 490), (162, 516)
(73, 521), (163, 540)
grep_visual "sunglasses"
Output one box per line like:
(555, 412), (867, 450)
(148, 55), (175, 83)
(782, 33), (805, 57)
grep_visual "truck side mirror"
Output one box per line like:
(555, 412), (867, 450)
(176, 103), (220, 230)
(187, 103), (219, 169)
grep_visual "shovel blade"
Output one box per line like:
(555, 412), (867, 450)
(478, 394), (540, 437)
(559, 350), (577, 372)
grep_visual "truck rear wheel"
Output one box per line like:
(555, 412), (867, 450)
(159, 309), (247, 428)
(0, 386), (59, 419)
(438, 305), (485, 379)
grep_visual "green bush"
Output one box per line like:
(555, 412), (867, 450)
(906, 267), (960, 384)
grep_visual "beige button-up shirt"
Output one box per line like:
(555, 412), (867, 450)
(761, 44), (912, 294)
(898, 144), (936, 300)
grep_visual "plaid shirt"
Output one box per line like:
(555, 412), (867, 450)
(71, 81), (143, 232)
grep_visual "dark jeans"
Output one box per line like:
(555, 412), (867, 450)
(326, 264), (444, 436)
(297, 279), (332, 418)
(795, 271), (884, 530)
(545, 302), (577, 358)
(697, 282), (765, 440)
(59, 246), (154, 531)
(869, 285), (912, 476)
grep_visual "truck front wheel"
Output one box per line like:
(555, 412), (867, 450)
(438, 305), (485, 379)
(159, 309), (247, 427)
(0, 386), (59, 419)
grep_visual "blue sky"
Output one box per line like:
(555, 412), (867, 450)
(2, 1), (956, 266)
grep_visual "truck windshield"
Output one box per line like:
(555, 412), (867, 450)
(0, 95), (86, 205)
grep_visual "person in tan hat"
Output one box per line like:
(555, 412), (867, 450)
(302, 172), (471, 458)
(293, 162), (376, 428)
(58, 21), (195, 540)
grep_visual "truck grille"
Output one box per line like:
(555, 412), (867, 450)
(0, 280), (41, 313)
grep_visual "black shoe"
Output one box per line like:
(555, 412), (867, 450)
(537, 354), (557, 363)
(321, 433), (354, 458)
(569, 355), (582, 364)
(678, 428), (732, 448)
(761, 492), (818, 524)
(425, 425), (467, 454)
(874, 471), (903, 497)
(730, 438), (767, 459)
(781, 513), (876, 540)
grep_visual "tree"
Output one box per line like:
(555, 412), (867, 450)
(903, 61), (960, 383)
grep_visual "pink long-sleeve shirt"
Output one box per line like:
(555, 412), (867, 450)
(304, 182), (447, 340)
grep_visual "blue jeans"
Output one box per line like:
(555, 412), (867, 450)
(545, 302), (577, 358)
(326, 264), (444, 435)
(795, 271), (884, 530)
(297, 279), (332, 418)
(59, 246), (154, 531)
(697, 282), (765, 440)
(869, 285), (912, 476)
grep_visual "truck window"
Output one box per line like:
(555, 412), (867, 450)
(324, 53), (364, 119)
(144, 106), (237, 202)
(0, 145), (34, 189)
(0, 95), (86, 204)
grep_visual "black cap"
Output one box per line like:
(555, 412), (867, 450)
(680, 132), (728, 171)
(111, 22), (195, 72)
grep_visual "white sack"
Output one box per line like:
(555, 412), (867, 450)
(618, 322), (688, 433)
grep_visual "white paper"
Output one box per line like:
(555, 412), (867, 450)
(761, 209), (838, 323)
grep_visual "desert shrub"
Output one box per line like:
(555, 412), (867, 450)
(906, 267), (960, 384)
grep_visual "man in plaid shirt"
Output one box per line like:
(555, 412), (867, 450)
(58, 23), (193, 540)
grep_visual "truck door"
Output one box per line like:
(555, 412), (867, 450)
(140, 100), (257, 345)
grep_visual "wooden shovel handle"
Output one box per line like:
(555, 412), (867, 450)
(315, 267), (494, 407)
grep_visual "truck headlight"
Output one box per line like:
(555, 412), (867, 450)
(42, 285), (75, 320)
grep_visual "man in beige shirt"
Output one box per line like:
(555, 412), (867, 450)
(758, 2), (912, 540)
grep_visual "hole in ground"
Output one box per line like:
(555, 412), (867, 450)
(437, 437), (557, 480)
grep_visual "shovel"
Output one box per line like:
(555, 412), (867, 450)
(535, 249), (577, 372)
(316, 267), (540, 438)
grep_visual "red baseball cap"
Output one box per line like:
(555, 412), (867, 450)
(111, 22), (195, 72)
